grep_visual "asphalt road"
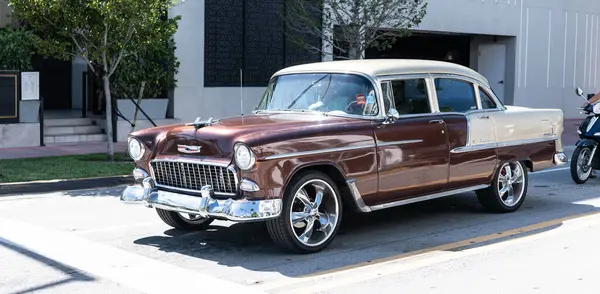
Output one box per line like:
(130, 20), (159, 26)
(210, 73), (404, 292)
(2, 158), (600, 293)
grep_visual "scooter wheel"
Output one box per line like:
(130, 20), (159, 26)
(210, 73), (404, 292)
(570, 146), (594, 184)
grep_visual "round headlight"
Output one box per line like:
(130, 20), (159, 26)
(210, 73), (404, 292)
(593, 104), (600, 114)
(128, 137), (145, 161)
(234, 143), (255, 170)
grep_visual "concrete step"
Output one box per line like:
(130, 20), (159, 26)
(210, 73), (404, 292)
(44, 134), (107, 145)
(44, 118), (95, 127)
(44, 125), (103, 136)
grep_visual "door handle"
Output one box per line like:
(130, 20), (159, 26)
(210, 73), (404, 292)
(478, 115), (490, 119)
(429, 119), (444, 124)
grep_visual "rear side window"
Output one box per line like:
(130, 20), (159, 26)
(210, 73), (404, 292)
(434, 78), (477, 113)
(478, 87), (498, 109)
(389, 78), (431, 115)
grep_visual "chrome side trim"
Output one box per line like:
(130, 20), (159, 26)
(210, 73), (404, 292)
(262, 143), (376, 160)
(369, 185), (489, 211)
(376, 139), (423, 147)
(346, 179), (372, 213)
(345, 182), (490, 213)
(450, 136), (559, 154)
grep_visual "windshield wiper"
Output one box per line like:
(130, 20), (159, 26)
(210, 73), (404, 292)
(286, 74), (331, 109)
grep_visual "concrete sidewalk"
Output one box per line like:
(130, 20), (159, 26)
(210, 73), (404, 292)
(0, 142), (127, 160)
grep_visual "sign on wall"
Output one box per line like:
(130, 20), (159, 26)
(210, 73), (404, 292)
(21, 71), (40, 101)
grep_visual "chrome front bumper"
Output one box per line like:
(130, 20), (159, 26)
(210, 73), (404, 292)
(120, 177), (282, 222)
(554, 152), (568, 166)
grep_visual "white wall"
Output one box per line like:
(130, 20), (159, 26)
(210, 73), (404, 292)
(416, 0), (600, 119)
(171, 0), (600, 121)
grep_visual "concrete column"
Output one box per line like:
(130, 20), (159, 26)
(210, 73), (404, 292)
(169, 0), (205, 122)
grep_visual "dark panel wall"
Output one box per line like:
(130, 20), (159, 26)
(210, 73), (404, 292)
(204, 0), (321, 87)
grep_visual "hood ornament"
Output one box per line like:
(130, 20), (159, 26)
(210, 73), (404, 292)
(178, 144), (202, 154)
(186, 116), (215, 131)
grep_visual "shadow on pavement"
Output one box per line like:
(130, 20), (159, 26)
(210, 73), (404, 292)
(0, 238), (95, 294)
(131, 176), (600, 279)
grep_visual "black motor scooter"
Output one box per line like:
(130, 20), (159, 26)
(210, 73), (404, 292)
(571, 87), (600, 184)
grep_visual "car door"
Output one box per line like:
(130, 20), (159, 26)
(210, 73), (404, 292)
(431, 76), (499, 190)
(371, 76), (450, 206)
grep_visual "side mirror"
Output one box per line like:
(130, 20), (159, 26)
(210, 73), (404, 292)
(576, 87), (584, 97)
(384, 108), (400, 124)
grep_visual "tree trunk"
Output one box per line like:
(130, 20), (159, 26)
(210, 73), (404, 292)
(348, 44), (362, 59)
(103, 75), (115, 161)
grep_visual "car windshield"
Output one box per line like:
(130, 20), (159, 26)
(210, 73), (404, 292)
(255, 73), (380, 116)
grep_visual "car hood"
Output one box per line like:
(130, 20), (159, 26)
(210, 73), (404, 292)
(138, 112), (365, 159)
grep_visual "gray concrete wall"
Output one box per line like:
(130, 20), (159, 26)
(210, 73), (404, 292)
(416, 0), (600, 119)
(170, 0), (600, 123)
(0, 123), (40, 148)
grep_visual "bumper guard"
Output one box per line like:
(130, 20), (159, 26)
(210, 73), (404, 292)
(121, 177), (282, 222)
(554, 152), (568, 166)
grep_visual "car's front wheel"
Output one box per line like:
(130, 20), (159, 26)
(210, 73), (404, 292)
(476, 161), (528, 213)
(155, 209), (214, 230)
(570, 146), (594, 184)
(266, 171), (343, 254)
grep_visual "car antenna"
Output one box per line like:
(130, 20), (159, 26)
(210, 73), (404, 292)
(240, 68), (244, 117)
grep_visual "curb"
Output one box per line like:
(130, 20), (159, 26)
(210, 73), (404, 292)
(0, 175), (134, 196)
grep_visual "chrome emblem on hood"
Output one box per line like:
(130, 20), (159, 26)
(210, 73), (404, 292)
(177, 144), (202, 154)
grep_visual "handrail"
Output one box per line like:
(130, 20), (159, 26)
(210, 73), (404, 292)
(110, 95), (158, 143)
(82, 72), (88, 118)
(39, 95), (44, 146)
(110, 79), (158, 128)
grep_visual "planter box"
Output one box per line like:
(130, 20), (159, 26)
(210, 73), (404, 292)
(116, 98), (168, 121)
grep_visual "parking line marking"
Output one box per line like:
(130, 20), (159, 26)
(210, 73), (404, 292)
(530, 167), (570, 174)
(256, 210), (600, 292)
(0, 217), (266, 294)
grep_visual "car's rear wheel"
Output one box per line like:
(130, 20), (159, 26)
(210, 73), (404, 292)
(156, 209), (214, 230)
(476, 161), (528, 213)
(266, 171), (343, 254)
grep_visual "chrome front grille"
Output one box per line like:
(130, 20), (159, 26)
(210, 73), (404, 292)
(150, 160), (238, 196)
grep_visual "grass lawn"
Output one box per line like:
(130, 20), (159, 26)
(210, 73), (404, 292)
(0, 153), (134, 183)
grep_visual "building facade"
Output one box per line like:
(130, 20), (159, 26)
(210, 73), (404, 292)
(170, 0), (600, 123)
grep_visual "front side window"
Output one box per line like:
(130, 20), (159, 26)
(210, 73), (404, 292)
(256, 73), (379, 116)
(389, 78), (431, 115)
(434, 78), (477, 113)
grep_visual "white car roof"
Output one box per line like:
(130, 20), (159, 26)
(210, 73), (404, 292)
(273, 59), (489, 87)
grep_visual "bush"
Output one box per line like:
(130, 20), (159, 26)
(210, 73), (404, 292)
(0, 27), (35, 71)
(111, 17), (180, 99)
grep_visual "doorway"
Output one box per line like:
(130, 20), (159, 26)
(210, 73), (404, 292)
(477, 43), (507, 103)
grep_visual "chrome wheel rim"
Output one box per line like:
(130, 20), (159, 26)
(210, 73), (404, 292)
(177, 213), (209, 223)
(289, 179), (339, 247)
(497, 162), (525, 207)
(577, 148), (593, 180)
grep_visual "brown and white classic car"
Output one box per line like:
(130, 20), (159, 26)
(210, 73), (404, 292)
(121, 59), (568, 253)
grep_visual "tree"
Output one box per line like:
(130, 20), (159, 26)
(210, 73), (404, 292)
(8, 0), (182, 160)
(283, 0), (428, 60)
